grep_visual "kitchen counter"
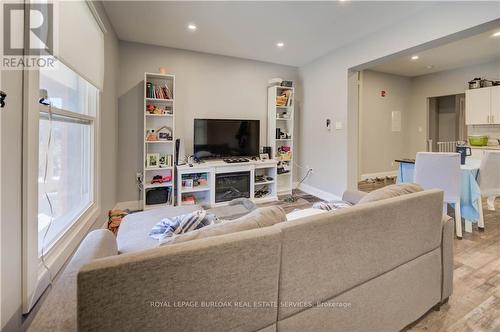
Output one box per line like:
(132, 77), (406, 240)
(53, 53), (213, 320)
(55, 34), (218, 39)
(470, 145), (500, 150)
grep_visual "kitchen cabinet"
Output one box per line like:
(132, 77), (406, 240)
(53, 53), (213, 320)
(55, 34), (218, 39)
(465, 86), (500, 125)
(491, 86), (500, 124)
(469, 147), (500, 160)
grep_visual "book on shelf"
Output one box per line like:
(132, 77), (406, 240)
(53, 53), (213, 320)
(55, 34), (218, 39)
(146, 81), (173, 99)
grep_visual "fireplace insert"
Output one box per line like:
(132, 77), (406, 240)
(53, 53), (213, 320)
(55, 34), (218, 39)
(215, 171), (250, 203)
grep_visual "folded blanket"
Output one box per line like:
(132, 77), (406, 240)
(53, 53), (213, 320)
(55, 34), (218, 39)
(149, 210), (220, 241)
(312, 200), (352, 211)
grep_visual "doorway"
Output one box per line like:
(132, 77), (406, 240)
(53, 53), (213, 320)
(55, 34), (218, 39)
(428, 94), (467, 152)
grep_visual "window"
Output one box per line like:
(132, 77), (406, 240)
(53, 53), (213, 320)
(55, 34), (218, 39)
(38, 62), (98, 255)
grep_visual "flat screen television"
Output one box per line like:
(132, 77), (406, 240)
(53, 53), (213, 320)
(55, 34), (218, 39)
(194, 119), (260, 159)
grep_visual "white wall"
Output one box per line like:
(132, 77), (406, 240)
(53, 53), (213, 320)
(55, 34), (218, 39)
(98, 2), (120, 223)
(0, 3), (119, 330)
(117, 42), (298, 203)
(359, 70), (411, 176)
(298, 3), (499, 196)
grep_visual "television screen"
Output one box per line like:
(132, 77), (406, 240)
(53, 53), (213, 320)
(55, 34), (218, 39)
(194, 119), (260, 159)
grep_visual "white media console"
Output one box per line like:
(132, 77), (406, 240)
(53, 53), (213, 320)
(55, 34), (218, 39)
(176, 159), (278, 208)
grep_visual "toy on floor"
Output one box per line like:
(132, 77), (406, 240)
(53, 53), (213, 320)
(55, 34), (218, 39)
(107, 209), (129, 235)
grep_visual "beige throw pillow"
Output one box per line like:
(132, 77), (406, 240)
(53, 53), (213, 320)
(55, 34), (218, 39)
(159, 205), (286, 246)
(357, 183), (423, 205)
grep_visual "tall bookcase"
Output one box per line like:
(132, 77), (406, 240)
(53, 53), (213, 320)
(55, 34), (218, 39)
(267, 85), (294, 195)
(143, 73), (176, 210)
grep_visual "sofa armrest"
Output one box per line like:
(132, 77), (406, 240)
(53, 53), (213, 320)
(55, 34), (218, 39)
(77, 227), (282, 331)
(68, 229), (118, 274)
(28, 229), (117, 331)
(342, 190), (368, 205)
(441, 215), (454, 301)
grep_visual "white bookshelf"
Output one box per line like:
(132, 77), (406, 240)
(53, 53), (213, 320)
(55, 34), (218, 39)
(267, 85), (294, 195)
(142, 73), (176, 210)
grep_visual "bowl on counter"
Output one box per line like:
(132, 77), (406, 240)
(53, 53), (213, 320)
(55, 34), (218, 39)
(468, 135), (489, 146)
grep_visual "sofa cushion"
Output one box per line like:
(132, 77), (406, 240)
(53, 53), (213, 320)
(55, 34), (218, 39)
(286, 208), (327, 221)
(117, 205), (202, 254)
(160, 206), (286, 246)
(357, 183), (423, 205)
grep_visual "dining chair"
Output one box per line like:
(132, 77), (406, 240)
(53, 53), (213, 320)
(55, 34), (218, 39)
(415, 152), (462, 238)
(478, 150), (500, 217)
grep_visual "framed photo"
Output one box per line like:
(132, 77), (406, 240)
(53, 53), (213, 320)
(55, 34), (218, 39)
(259, 153), (269, 160)
(157, 126), (172, 141)
(146, 153), (160, 168)
(158, 153), (167, 168)
(183, 179), (193, 189)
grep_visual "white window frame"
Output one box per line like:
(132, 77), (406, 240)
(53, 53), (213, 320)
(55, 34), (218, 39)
(22, 65), (101, 313)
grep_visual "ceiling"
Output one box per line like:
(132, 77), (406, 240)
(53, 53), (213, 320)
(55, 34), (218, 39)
(102, 1), (435, 67)
(370, 28), (500, 77)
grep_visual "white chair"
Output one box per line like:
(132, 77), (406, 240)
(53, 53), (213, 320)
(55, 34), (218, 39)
(478, 150), (500, 220)
(415, 152), (462, 238)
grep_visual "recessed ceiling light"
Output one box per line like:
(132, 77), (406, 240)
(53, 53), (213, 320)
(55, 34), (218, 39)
(492, 31), (500, 37)
(276, 42), (284, 48)
(411, 55), (419, 60)
(187, 24), (197, 31)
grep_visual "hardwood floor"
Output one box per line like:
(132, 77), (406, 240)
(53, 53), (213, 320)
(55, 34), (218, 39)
(409, 200), (500, 332)
(357, 180), (500, 331)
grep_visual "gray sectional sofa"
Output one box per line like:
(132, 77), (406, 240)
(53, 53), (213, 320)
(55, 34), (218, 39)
(72, 188), (454, 332)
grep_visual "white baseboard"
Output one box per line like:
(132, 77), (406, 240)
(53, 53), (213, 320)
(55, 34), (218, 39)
(296, 182), (342, 202)
(360, 170), (398, 180)
(114, 200), (142, 211)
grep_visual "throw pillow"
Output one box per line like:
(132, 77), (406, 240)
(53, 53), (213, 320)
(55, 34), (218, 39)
(159, 205), (286, 246)
(357, 183), (423, 205)
(149, 210), (220, 241)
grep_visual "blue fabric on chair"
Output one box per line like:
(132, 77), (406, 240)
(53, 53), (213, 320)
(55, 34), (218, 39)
(397, 163), (415, 184)
(397, 159), (481, 222)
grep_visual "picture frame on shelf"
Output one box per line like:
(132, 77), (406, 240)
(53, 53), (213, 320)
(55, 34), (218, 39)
(158, 152), (168, 168)
(157, 125), (172, 141)
(146, 153), (160, 168)
(183, 179), (194, 189)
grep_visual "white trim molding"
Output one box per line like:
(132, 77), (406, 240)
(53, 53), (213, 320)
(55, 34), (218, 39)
(296, 182), (342, 202)
(114, 200), (142, 211)
(28, 206), (100, 311)
(22, 65), (101, 313)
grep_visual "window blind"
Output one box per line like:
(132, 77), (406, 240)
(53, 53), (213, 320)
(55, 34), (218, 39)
(56, 1), (104, 90)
